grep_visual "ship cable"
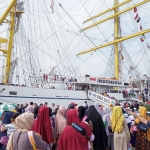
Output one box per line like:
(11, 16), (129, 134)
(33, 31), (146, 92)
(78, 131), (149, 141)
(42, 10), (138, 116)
(58, 2), (132, 81)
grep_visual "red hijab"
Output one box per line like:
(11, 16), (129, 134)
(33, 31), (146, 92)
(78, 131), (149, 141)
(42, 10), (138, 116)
(33, 106), (53, 144)
(57, 109), (92, 150)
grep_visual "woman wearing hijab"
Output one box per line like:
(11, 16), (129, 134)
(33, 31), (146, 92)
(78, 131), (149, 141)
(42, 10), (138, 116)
(25, 105), (34, 113)
(87, 105), (108, 150)
(66, 102), (76, 112)
(78, 106), (94, 150)
(94, 102), (105, 117)
(57, 109), (93, 150)
(55, 106), (67, 139)
(78, 106), (93, 131)
(134, 106), (150, 150)
(48, 107), (56, 150)
(6, 113), (48, 150)
(111, 106), (130, 150)
(34, 106), (39, 119)
(33, 106), (53, 149)
(102, 107), (114, 150)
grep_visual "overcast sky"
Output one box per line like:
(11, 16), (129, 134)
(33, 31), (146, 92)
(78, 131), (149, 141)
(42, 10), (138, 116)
(0, 0), (150, 84)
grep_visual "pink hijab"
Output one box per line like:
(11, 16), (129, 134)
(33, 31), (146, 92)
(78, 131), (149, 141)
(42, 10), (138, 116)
(55, 106), (67, 136)
(25, 105), (34, 113)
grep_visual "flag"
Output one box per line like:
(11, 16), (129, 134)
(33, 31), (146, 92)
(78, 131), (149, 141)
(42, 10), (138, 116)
(140, 34), (146, 42)
(134, 14), (140, 23)
(50, 0), (54, 13)
(147, 44), (150, 49)
(50, 0), (54, 8)
(140, 25), (143, 30)
(134, 7), (137, 13)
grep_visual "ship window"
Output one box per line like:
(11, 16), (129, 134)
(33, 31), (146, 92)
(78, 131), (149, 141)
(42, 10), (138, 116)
(9, 91), (17, 95)
(56, 96), (62, 97)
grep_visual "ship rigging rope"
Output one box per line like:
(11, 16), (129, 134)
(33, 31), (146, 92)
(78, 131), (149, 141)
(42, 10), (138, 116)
(41, 0), (74, 77)
(17, 30), (84, 76)
(42, 0), (98, 77)
(22, 0), (111, 78)
(51, 2), (120, 76)
(21, 0), (104, 77)
(2, 0), (149, 83)
(79, 0), (150, 79)
(128, 4), (150, 75)
(48, 0), (104, 74)
(31, 0), (71, 77)
(79, 0), (140, 80)
(33, 0), (124, 79)
(66, 2), (125, 79)
(15, 20), (48, 86)
(58, 2), (131, 81)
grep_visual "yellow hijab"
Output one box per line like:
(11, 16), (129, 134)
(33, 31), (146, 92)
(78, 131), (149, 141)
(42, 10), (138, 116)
(135, 106), (146, 123)
(111, 106), (124, 133)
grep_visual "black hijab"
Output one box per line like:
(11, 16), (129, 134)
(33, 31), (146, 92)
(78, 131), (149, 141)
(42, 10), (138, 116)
(86, 105), (108, 150)
(67, 103), (75, 111)
(54, 107), (59, 115)
(78, 106), (85, 121)
(48, 107), (52, 117)
(34, 106), (39, 119)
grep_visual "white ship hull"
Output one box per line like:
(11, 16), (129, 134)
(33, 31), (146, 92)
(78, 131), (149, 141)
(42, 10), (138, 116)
(0, 85), (94, 107)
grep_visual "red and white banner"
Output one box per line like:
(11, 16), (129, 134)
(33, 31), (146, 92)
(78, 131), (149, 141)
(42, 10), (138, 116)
(90, 78), (96, 81)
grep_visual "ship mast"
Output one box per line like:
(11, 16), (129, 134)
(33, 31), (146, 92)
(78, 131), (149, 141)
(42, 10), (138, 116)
(114, 0), (119, 80)
(0, 0), (23, 84)
(77, 0), (150, 81)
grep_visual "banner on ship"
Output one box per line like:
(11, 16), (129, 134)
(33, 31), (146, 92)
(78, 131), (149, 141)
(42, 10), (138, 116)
(88, 91), (115, 106)
(97, 79), (123, 86)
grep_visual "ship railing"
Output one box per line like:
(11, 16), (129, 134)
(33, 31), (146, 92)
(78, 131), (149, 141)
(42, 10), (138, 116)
(87, 90), (116, 107)
(130, 97), (144, 103)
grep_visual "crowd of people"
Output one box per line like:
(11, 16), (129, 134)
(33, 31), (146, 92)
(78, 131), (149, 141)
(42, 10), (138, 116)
(0, 100), (150, 150)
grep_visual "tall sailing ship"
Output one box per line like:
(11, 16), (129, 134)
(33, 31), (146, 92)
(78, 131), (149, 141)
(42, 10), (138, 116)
(0, 0), (150, 106)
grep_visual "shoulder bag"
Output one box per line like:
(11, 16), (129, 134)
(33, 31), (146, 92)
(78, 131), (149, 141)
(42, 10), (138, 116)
(28, 131), (50, 150)
(137, 122), (148, 132)
(71, 123), (90, 140)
